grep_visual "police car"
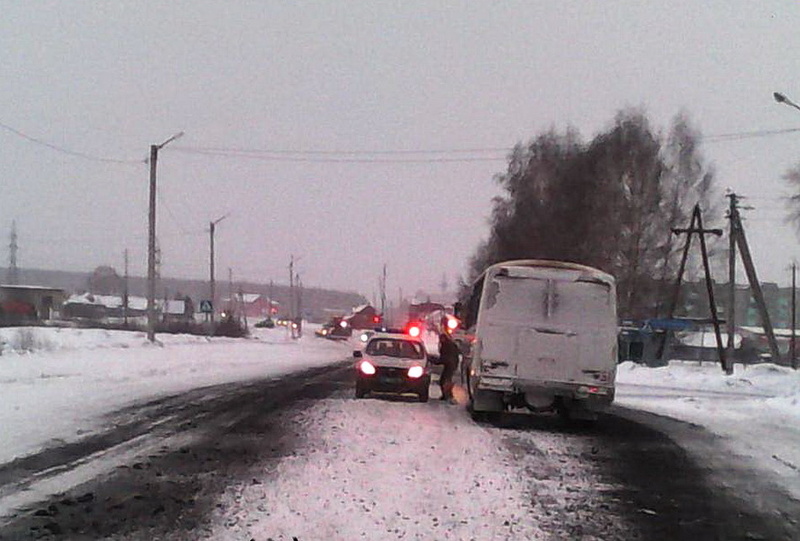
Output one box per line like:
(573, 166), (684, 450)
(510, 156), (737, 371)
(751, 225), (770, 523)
(353, 327), (431, 402)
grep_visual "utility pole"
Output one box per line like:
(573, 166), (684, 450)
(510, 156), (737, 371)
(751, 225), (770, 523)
(7, 220), (18, 285)
(123, 249), (129, 327)
(296, 272), (303, 337)
(289, 255), (296, 338)
(379, 264), (387, 317)
(239, 284), (248, 330)
(147, 131), (184, 343)
(208, 214), (228, 325)
(727, 193), (737, 362)
(269, 279), (274, 318)
(793, 262), (797, 369)
(163, 287), (169, 324)
(228, 267), (233, 319)
(730, 201), (782, 365)
(658, 204), (728, 373)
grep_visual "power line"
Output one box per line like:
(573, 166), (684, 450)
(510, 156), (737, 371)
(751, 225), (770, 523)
(4, 117), (800, 166)
(168, 147), (507, 163)
(169, 126), (800, 163)
(174, 145), (509, 155)
(0, 120), (144, 164)
(703, 127), (800, 143)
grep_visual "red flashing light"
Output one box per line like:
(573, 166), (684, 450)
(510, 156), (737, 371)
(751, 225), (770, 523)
(446, 317), (459, 331)
(408, 325), (421, 338)
(373, 315), (381, 323)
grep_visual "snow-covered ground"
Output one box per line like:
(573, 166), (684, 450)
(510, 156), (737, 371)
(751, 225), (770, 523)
(615, 360), (800, 500)
(0, 325), (352, 464)
(1, 326), (799, 538)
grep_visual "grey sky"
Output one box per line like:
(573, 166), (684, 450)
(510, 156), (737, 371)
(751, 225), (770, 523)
(2, 1), (800, 299)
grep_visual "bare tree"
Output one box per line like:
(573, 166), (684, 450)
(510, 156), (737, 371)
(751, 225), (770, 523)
(464, 109), (718, 319)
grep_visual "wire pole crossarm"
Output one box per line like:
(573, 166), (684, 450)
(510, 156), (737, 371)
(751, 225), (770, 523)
(671, 227), (724, 236)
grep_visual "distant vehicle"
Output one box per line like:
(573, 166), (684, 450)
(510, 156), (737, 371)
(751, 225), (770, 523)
(358, 329), (376, 343)
(458, 260), (618, 421)
(353, 330), (431, 402)
(315, 324), (333, 338)
(319, 316), (351, 340)
(254, 317), (275, 328)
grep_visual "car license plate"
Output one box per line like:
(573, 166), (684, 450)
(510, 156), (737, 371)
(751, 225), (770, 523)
(380, 376), (400, 385)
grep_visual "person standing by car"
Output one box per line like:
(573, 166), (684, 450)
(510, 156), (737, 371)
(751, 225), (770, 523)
(438, 331), (460, 402)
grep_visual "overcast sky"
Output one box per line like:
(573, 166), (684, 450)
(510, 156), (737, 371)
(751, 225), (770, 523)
(2, 1), (800, 300)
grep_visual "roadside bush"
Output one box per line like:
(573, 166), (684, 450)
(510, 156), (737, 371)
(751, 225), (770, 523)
(213, 317), (248, 338)
(9, 328), (54, 353)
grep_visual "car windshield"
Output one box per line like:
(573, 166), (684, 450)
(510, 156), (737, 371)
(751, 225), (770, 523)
(366, 338), (424, 359)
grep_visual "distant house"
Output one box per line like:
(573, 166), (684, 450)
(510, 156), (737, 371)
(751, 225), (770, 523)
(63, 293), (106, 320)
(222, 293), (277, 319)
(63, 293), (191, 324)
(0, 284), (66, 324)
(407, 301), (446, 322)
(343, 304), (380, 329)
(162, 298), (194, 323)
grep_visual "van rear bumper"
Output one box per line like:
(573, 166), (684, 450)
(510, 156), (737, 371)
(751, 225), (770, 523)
(477, 376), (615, 409)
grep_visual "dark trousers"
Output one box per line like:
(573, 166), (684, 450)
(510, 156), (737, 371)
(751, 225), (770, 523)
(439, 360), (458, 399)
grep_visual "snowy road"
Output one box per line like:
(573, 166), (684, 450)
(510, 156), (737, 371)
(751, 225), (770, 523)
(0, 328), (798, 539)
(1, 364), (796, 540)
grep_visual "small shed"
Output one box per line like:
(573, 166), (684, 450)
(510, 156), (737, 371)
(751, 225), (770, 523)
(0, 284), (66, 323)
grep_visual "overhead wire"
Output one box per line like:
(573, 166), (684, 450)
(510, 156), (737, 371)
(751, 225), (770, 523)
(167, 147), (508, 163)
(702, 127), (800, 143)
(4, 115), (800, 165)
(0, 120), (144, 164)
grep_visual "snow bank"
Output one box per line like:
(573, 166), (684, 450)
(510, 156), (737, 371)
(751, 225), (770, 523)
(0, 326), (350, 463)
(616, 360), (800, 500)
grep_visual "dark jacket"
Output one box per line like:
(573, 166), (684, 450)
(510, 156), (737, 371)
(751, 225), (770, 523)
(438, 334), (460, 367)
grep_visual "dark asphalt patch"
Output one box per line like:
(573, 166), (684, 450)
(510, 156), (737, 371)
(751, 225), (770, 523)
(0, 361), (353, 540)
(603, 407), (800, 541)
(492, 407), (799, 541)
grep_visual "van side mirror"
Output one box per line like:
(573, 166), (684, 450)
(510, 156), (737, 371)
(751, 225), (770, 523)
(353, 350), (362, 358)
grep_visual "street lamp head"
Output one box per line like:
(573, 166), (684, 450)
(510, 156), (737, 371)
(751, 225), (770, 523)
(774, 92), (788, 104)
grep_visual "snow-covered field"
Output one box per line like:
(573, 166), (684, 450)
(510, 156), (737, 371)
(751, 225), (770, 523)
(1, 326), (799, 538)
(0, 325), (352, 464)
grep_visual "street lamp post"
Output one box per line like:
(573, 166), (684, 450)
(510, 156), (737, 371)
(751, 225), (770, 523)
(209, 213), (229, 326)
(775, 92), (800, 369)
(147, 131), (184, 343)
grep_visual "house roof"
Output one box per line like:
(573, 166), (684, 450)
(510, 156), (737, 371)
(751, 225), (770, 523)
(351, 304), (376, 315)
(0, 284), (65, 293)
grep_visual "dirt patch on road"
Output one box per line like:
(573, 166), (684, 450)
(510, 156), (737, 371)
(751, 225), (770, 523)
(0, 364), (352, 540)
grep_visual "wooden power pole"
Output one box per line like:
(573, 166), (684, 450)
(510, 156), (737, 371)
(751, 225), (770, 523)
(729, 196), (782, 366)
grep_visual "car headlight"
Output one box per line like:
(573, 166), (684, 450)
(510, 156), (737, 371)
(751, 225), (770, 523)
(407, 365), (424, 379)
(359, 360), (376, 375)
